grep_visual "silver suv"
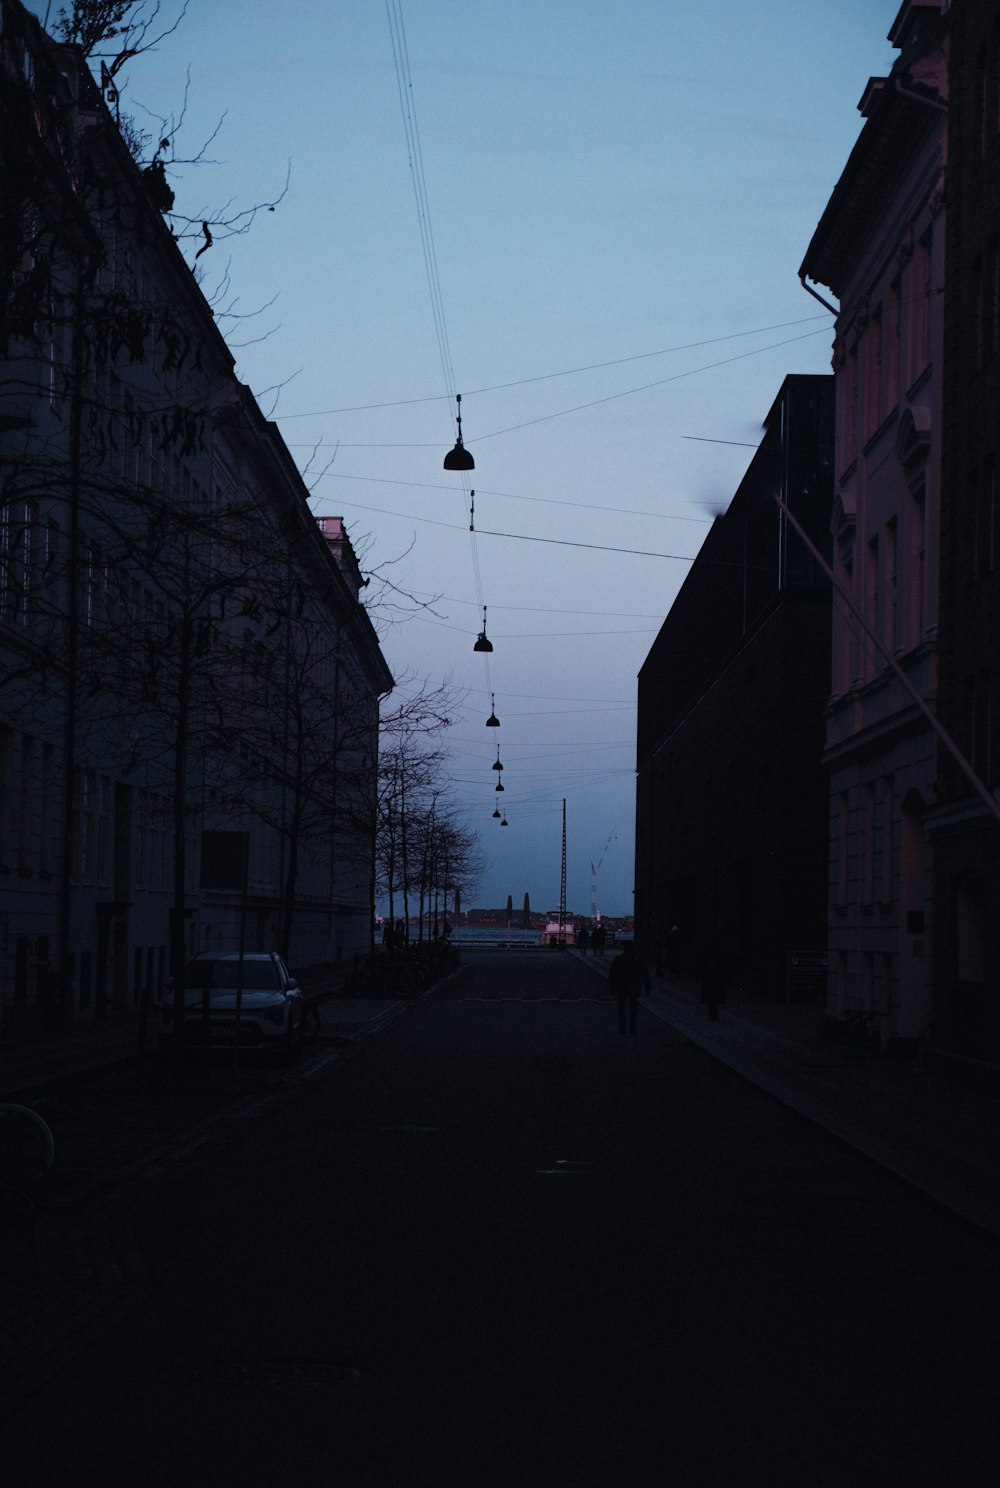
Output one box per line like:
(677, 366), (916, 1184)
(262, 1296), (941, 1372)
(169, 952), (305, 1053)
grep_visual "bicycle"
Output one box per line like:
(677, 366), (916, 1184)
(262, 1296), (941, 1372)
(0, 1102), (56, 1215)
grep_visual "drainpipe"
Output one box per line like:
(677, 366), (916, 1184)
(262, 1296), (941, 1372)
(894, 76), (948, 115)
(799, 274), (839, 316)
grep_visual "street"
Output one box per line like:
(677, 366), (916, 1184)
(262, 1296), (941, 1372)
(5, 950), (1000, 1487)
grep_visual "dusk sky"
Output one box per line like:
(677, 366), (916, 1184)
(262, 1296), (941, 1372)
(39, 1), (896, 915)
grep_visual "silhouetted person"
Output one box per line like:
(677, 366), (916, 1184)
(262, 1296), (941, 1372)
(593, 923), (606, 956)
(609, 940), (650, 1034)
(699, 942), (730, 1022)
(577, 925), (589, 954)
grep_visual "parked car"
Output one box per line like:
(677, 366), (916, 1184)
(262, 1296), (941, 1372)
(162, 952), (306, 1054)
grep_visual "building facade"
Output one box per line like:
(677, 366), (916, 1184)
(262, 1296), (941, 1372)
(0, 0), (391, 1031)
(635, 375), (834, 997)
(800, 0), (948, 1052)
(931, 0), (1000, 1072)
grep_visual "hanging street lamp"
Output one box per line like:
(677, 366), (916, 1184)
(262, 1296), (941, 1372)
(486, 693), (500, 727)
(443, 392), (474, 471)
(473, 605), (493, 653)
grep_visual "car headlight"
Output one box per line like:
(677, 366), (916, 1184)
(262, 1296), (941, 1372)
(262, 1005), (287, 1027)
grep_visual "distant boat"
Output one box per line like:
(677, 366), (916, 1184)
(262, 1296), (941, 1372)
(539, 920), (575, 947)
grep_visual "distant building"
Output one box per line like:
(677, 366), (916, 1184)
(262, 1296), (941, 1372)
(800, 0), (948, 1052)
(635, 375), (834, 997)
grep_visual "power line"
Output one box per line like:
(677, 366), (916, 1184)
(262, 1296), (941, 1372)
(470, 328), (830, 443)
(309, 468), (713, 526)
(332, 496), (702, 562)
(272, 313), (833, 420)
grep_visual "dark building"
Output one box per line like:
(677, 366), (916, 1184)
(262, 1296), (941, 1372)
(635, 375), (834, 997)
(932, 0), (1000, 1073)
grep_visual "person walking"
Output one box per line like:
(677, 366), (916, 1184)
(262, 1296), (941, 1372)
(699, 941), (730, 1022)
(608, 940), (651, 1034)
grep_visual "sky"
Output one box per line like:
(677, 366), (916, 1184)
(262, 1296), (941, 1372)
(33, 1), (897, 916)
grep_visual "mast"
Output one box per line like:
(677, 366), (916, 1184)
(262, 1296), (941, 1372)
(559, 799), (567, 936)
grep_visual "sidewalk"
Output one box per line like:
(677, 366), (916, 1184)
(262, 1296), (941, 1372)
(576, 948), (1000, 1242)
(0, 963), (398, 1102)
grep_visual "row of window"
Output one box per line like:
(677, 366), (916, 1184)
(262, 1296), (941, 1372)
(0, 732), (172, 890)
(830, 948), (897, 1018)
(835, 486), (928, 690)
(833, 777), (896, 910)
(966, 455), (998, 577)
(972, 27), (1000, 163)
(836, 230), (934, 462)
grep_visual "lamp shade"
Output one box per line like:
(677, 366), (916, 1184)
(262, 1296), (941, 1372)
(444, 393), (474, 470)
(444, 441), (474, 472)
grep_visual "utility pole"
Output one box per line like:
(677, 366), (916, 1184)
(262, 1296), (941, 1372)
(559, 799), (567, 939)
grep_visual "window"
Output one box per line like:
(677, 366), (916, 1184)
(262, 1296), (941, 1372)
(0, 725), (10, 871)
(887, 277), (901, 410)
(912, 231), (932, 381)
(971, 671), (995, 784)
(880, 776), (894, 904)
(985, 239), (1000, 364)
(96, 777), (110, 885)
(18, 735), (36, 875)
(908, 486), (926, 644)
(0, 496), (9, 625)
(865, 535), (881, 676)
(864, 305), (883, 436)
(41, 743), (57, 876)
(980, 457), (997, 575)
(1, 499), (40, 630)
(79, 769), (95, 882)
(886, 518), (899, 652)
(976, 47), (989, 159)
(79, 951), (92, 1012)
(835, 791), (849, 904)
(839, 340), (859, 468)
(135, 791), (146, 889)
(861, 783), (876, 905)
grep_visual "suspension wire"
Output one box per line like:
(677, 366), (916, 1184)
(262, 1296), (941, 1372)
(385, 1), (497, 807)
(386, 0), (455, 400)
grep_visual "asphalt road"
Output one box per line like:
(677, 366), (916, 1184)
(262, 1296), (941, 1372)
(6, 951), (1000, 1487)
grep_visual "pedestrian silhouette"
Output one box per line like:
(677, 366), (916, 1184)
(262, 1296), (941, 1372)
(699, 942), (730, 1022)
(608, 940), (651, 1034)
(577, 925), (589, 954)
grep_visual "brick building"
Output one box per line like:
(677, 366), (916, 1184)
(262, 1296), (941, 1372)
(800, 0), (949, 1052)
(931, 0), (1000, 1072)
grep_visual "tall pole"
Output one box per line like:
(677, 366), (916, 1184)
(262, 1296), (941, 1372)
(559, 799), (567, 939)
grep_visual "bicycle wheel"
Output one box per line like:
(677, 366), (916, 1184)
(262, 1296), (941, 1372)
(0, 1103), (55, 1186)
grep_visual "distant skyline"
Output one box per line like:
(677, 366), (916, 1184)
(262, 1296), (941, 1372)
(31, 1), (896, 913)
